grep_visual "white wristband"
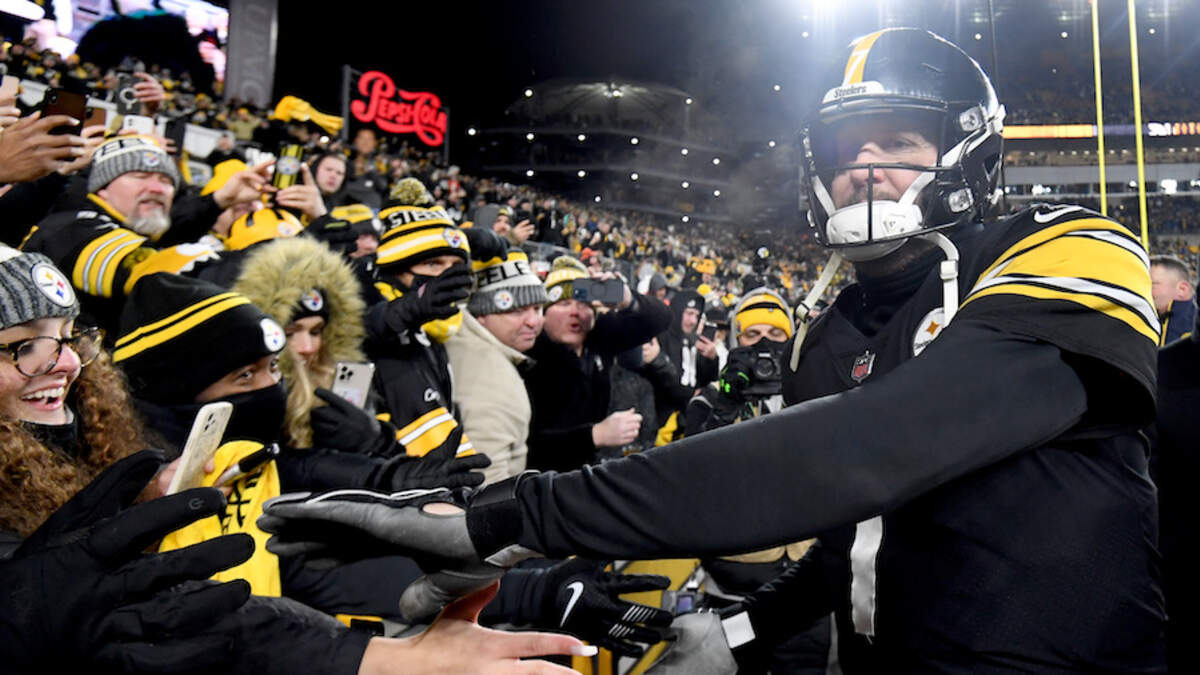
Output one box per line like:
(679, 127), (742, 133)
(721, 610), (756, 649)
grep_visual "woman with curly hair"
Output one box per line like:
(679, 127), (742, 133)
(0, 246), (146, 538)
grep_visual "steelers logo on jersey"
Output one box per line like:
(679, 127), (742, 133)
(31, 262), (76, 307)
(912, 308), (946, 356)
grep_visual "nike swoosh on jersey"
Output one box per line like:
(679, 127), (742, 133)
(1032, 205), (1085, 223)
(561, 581), (585, 627)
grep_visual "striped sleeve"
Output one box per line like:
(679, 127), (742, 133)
(70, 228), (149, 298)
(394, 406), (475, 457)
(958, 213), (1158, 400)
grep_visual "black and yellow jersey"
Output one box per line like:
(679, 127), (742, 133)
(504, 204), (1165, 673)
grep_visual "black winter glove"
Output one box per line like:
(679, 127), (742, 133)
(537, 558), (672, 657)
(0, 450), (256, 673)
(717, 347), (756, 403)
(302, 217), (358, 256)
(311, 387), (392, 456)
(382, 263), (472, 334)
(368, 425), (491, 491)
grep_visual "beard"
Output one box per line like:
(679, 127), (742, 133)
(126, 210), (171, 239)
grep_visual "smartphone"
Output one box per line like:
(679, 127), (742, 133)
(84, 106), (107, 129)
(332, 361), (376, 408)
(572, 278), (625, 305)
(164, 116), (187, 154)
(114, 73), (141, 114)
(165, 401), (233, 495)
(273, 144), (304, 190)
(38, 88), (87, 135)
(700, 322), (717, 341)
(122, 113), (155, 136)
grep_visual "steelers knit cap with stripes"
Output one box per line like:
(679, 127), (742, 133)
(375, 204), (470, 272)
(114, 273), (285, 404)
(0, 246), (78, 330)
(469, 249), (548, 316)
(543, 255), (588, 304)
(87, 135), (181, 193)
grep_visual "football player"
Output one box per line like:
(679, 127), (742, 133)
(259, 29), (1165, 672)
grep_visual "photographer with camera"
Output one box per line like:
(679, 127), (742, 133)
(523, 255), (671, 471)
(681, 288), (830, 674)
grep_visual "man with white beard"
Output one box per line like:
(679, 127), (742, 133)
(22, 135), (267, 332)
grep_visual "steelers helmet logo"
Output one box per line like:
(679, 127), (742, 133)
(547, 285), (564, 302)
(277, 156), (301, 175)
(31, 262), (76, 307)
(912, 308), (946, 356)
(260, 318), (286, 352)
(442, 227), (465, 248)
(141, 151), (161, 167)
(300, 289), (324, 312)
(493, 289), (514, 311)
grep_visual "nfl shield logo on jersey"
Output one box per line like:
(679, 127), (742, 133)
(850, 350), (875, 383)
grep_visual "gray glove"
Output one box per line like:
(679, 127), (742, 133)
(645, 612), (738, 675)
(258, 485), (540, 622)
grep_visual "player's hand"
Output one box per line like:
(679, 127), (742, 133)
(537, 559), (672, 657)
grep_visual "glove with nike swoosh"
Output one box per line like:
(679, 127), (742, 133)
(537, 558), (672, 657)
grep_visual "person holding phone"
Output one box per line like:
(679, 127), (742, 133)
(522, 255), (671, 471)
(650, 287), (719, 444)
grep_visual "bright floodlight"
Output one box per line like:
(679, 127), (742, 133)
(526, 170), (535, 177)
(682, 181), (690, 188)
(1060, 31), (1068, 39)
(685, 98), (693, 105)
(594, 195), (602, 202)
(768, 140), (776, 148)
(713, 189), (721, 197)
(773, 84), (781, 91)
(681, 148), (689, 155)
(578, 134), (586, 141)
(578, 170), (586, 178)
(630, 172), (639, 181)
(802, 31), (809, 38)
(524, 88), (533, 97)
(974, 33), (982, 40)
(1149, 27), (1156, 35)
(712, 157), (720, 165)
(682, 215), (690, 222)
(526, 132), (535, 141)
(631, 137), (639, 145)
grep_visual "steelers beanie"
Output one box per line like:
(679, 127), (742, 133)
(543, 255), (588, 304)
(470, 249), (548, 316)
(733, 288), (794, 339)
(375, 204), (469, 273)
(114, 273), (286, 404)
(0, 246), (78, 330)
(88, 135), (181, 193)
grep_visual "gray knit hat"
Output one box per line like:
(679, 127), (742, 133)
(0, 246), (80, 330)
(87, 135), (182, 193)
(468, 250), (548, 316)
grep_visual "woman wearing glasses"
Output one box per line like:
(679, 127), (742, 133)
(0, 246), (142, 538)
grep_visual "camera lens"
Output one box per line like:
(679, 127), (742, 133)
(753, 353), (778, 379)
(119, 87), (138, 104)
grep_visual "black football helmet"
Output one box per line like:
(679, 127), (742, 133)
(799, 28), (1005, 261)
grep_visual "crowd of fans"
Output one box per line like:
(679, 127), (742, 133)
(0, 29), (1197, 673)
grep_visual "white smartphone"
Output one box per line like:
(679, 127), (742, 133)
(332, 361), (376, 408)
(165, 401), (233, 495)
(122, 113), (155, 136)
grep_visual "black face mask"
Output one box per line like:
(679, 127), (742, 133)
(23, 412), (83, 460)
(215, 383), (288, 444)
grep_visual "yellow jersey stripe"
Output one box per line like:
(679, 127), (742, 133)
(396, 409), (453, 445)
(115, 291), (242, 347)
(977, 232), (1152, 299)
(86, 193), (129, 224)
(97, 239), (145, 298)
(113, 296), (252, 362)
(963, 281), (1159, 343)
(74, 230), (143, 295)
(976, 217), (1137, 283)
(403, 418), (458, 457)
(843, 30), (887, 85)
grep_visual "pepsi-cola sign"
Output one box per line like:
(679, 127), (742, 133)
(351, 70), (448, 146)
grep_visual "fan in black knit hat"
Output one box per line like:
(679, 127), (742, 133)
(113, 273), (285, 405)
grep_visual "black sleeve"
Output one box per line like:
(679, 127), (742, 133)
(505, 319), (1089, 559)
(0, 172), (71, 247)
(737, 537), (847, 646)
(221, 592), (372, 675)
(162, 190), (224, 246)
(526, 424), (596, 472)
(586, 293), (672, 358)
(275, 448), (378, 492)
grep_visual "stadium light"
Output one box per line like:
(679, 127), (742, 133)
(630, 172), (639, 181)
(577, 134), (586, 141)
(1148, 28), (1156, 35)
(682, 215), (690, 223)
(713, 189), (721, 197)
(681, 148), (689, 156)
(631, 137), (639, 145)
(768, 140), (777, 148)
(682, 181), (690, 188)
(802, 31), (809, 38)
(467, 127), (477, 136)
(773, 84), (781, 92)
(594, 195), (602, 202)
(685, 98), (693, 105)
(974, 33), (982, 40)
(524, 88), (533, 98)
(712, 157), (721, 165)
(578, 170), (586, 178)
(526, 170), (535, 177)
(526, 132), (535, 141)
(1060, 31), (1069, 39)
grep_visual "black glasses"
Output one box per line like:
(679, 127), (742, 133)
(0, 327), (104, 377)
